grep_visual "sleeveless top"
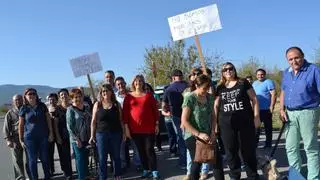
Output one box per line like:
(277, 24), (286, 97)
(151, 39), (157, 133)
(96, 102), (122, 133)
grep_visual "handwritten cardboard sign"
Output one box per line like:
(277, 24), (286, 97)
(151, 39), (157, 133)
(70, 52), (103, 77)
(168, 4), (222, 41)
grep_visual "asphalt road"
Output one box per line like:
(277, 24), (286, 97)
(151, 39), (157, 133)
(0, 117), (315, 180)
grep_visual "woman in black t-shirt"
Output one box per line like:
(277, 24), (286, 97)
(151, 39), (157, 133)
(89, 84), (125, 180)
(214, 62), (261, 180)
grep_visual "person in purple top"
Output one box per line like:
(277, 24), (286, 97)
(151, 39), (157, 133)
(280, 46), (320, 180)
(162, 69), (188, 169)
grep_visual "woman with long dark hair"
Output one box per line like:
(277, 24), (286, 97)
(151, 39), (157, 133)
(181, 74), (216, 180)
(89, 84), (125, 180)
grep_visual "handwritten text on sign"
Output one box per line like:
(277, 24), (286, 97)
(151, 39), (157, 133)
(168, 4), (222, 41)
(70, 52), (103, 78)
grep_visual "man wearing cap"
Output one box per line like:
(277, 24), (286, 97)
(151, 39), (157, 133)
(162, 69), (188, 169)
(280, 46), (320, 180)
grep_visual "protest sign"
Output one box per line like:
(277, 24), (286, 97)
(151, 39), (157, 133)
(70, 52), (102, 78)
(168, 4), (222, 41)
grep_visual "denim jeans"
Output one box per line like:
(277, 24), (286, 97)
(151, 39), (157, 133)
(96, 131), (122, 179)
(24, 137), (50, 180)
(72, 142), (89, 180)
(165, 118), (177, 154)
(286, 108), (320, 180)
(120, 139), (141, 168)
(186, 149), (209, 175)
(172, 116), (186, 166)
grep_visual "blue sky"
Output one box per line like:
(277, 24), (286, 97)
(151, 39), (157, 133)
(0, 0), (319, 88)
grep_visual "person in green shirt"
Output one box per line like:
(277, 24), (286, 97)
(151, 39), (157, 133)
(181, 74), (220, 180)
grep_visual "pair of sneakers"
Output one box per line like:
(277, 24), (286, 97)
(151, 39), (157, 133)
(141, 170), (160, 179)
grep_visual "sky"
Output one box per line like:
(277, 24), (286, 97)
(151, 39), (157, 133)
(0, 0), (319, 88)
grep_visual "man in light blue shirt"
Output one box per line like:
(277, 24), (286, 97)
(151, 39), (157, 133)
(280, 46), (320, 180)
(252, 69), (276, 148)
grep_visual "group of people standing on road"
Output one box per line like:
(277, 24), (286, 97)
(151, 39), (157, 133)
(3, 46), (320, 180)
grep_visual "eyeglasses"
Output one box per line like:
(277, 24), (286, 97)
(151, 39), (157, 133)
(193, 72), (201, 76)
(222, 67), (234, 72)
(26, 92), (36, 96)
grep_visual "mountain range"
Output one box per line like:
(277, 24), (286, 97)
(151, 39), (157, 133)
(0, 84), (62, 105)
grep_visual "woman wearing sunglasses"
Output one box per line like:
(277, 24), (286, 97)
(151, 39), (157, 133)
(18, 88), (54, 180)
(214, 62), (260, 180)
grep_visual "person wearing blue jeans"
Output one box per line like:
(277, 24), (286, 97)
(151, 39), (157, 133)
(95, 132), (122, 179)
(120, 139), (141, 170)
(172, 116), (187, 167)
(89, 84), (125, 180)
(186, 149), (209, 179)
(18, 88), (54, 180)
(164, 117), (177, 156)
(163, 70), (188, 168)
(66, 88), (91, 180)
(71, 141), (89, 179)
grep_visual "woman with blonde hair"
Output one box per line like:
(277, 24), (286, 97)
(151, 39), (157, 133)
(89, 84), (124, 180)
(214, 62), (260, 180)
(122, 75), (160, 179)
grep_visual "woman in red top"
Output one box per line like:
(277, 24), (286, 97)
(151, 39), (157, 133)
(123, 75), (160, 179)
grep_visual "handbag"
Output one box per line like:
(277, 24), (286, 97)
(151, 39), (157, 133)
(194, 137), (215, 163)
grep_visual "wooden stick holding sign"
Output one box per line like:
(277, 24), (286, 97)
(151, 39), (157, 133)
(86, 74), (96, 102)
(70, 52), (103, 102)
(168, 4), (222, 74)
(194, 34), (207, 75)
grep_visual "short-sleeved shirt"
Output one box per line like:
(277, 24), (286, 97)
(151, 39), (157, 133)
(182, 93), (214, 140)
(216, 80), (253, 118)
(281, 60), (320, 110)
(163, 81), (188, 117)
(19, 102), (49, 140)
(252, 79), (275, 110)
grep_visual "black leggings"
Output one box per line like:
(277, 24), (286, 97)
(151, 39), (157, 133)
(219, 115), (258, 180)
(185, 136), (225, 180)
(132, 134), (157, 171)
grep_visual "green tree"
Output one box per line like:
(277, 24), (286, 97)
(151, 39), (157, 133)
(267, 65), (282, 95)
(237, 56), (264, 78)
(141, 40), (225, 87)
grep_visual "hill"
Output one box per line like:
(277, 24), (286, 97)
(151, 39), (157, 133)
(0, 84), (62, 105)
